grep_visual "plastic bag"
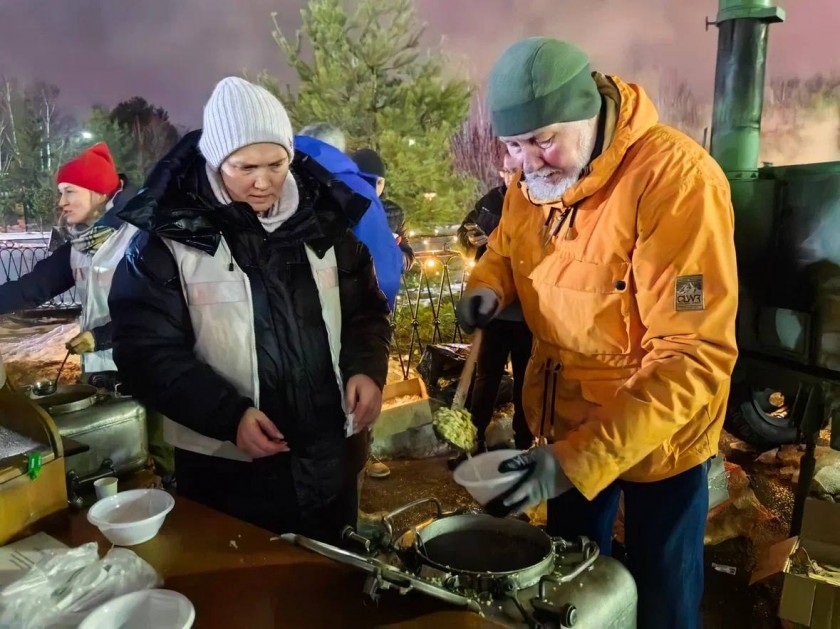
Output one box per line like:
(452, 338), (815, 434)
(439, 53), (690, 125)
(708, 455), (730, 511)
(0, 542), (161, 629)
(418, 343), (513, 407)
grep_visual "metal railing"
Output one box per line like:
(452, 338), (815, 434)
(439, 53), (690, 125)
(390, 235), (471, 379)
(0, 236), (80, 311)
(0, 231), (469, 376)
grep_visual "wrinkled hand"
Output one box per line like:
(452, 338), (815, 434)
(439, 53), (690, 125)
(236, 407), (289, 458)
(456, 288), (499, 334)
(467, 226), (488, 248)
(485, 446), (572, 517)
(66, 331), (96, 354)
(346, 374), (383, 433)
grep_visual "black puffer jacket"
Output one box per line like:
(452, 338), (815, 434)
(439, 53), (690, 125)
(456, 184), (523, 322)
(108, 131), (391, 536)
(457, 184), (506, 260)
(382, 198), (414, 266)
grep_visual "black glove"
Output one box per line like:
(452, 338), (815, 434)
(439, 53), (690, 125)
(456, 288), (499, 334)
(484, 446), (573, 517)
(484, 463), (535, 517)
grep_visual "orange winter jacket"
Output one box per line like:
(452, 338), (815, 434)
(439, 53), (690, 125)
(468, 74), (738, 499)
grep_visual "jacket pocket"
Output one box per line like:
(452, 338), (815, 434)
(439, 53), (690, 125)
(529, 256), (632, 355)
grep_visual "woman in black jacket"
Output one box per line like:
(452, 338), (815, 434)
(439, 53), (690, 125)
(108, 78), (391, 544)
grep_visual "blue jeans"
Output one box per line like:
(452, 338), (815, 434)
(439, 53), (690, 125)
(547, 461), (710, 629)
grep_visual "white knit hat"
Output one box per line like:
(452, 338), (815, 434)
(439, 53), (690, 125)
(198, 77), (294, 170)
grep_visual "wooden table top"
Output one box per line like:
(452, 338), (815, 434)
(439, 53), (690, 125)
(31, 496), (499, 629)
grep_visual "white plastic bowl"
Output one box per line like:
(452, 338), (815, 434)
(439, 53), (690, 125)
(453, 449), (527, 505)
(87, 488), (175, 546)
(79, 589), (194, 629)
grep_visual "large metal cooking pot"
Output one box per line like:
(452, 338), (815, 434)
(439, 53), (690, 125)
(415, 514), (555, 589)
(30, 384), (100, 415)
(286, 497), (636, 628)
(384, 498), (597, 596)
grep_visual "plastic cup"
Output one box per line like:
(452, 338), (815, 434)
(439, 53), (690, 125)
(94, 476), (118, 500)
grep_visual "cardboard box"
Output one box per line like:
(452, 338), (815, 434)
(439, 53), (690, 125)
(752, 499), (840, 628)
(373, 378), (434, 442)
(371, 378), (448, 459)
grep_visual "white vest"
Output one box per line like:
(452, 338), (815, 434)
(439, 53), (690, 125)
(162, 236), (350, 462)
(69, 223), (139, 373)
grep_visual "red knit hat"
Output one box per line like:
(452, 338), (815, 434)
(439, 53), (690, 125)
(56, 143), (120, 196)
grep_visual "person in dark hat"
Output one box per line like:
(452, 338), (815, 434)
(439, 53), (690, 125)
(453, 154), (533, 466)
(351, 148), (415, 272)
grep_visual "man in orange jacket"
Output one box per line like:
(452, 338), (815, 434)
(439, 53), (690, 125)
(457, 38), (738, 629)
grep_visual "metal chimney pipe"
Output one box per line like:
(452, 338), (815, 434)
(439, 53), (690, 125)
(709, 0), (784, 178)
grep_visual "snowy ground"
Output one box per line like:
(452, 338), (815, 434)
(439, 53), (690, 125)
(0, 314), (413, 389)
(0, 315), (81, 387)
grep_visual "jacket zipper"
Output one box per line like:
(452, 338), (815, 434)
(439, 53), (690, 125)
(542, 207), (571, 250)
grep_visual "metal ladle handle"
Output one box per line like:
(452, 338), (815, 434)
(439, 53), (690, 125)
(53, 349), (72, 391)
(381, 497), (443, 547)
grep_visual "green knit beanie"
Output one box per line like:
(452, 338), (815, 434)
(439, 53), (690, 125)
(487, 38), (601, 137)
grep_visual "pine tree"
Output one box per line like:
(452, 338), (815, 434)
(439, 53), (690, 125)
(84, 106), (145, 184)
(263, 0), (477, 231)
(109, 97), (179, 178)
(83, 98), (180, 185)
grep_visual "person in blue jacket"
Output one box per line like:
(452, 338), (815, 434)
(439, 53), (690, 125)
(294, 129), (402, 310)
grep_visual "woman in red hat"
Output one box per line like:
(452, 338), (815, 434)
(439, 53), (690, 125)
(0, 143), (138, 380)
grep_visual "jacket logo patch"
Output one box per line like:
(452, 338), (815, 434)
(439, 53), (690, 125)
(675, 274), (704, 311)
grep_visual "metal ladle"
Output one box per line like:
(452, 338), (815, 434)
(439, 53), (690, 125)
(31, 349), (71, 397)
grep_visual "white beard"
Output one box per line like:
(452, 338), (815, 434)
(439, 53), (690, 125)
(523, 119), (597, 204)
(525, 173), (581, 204)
